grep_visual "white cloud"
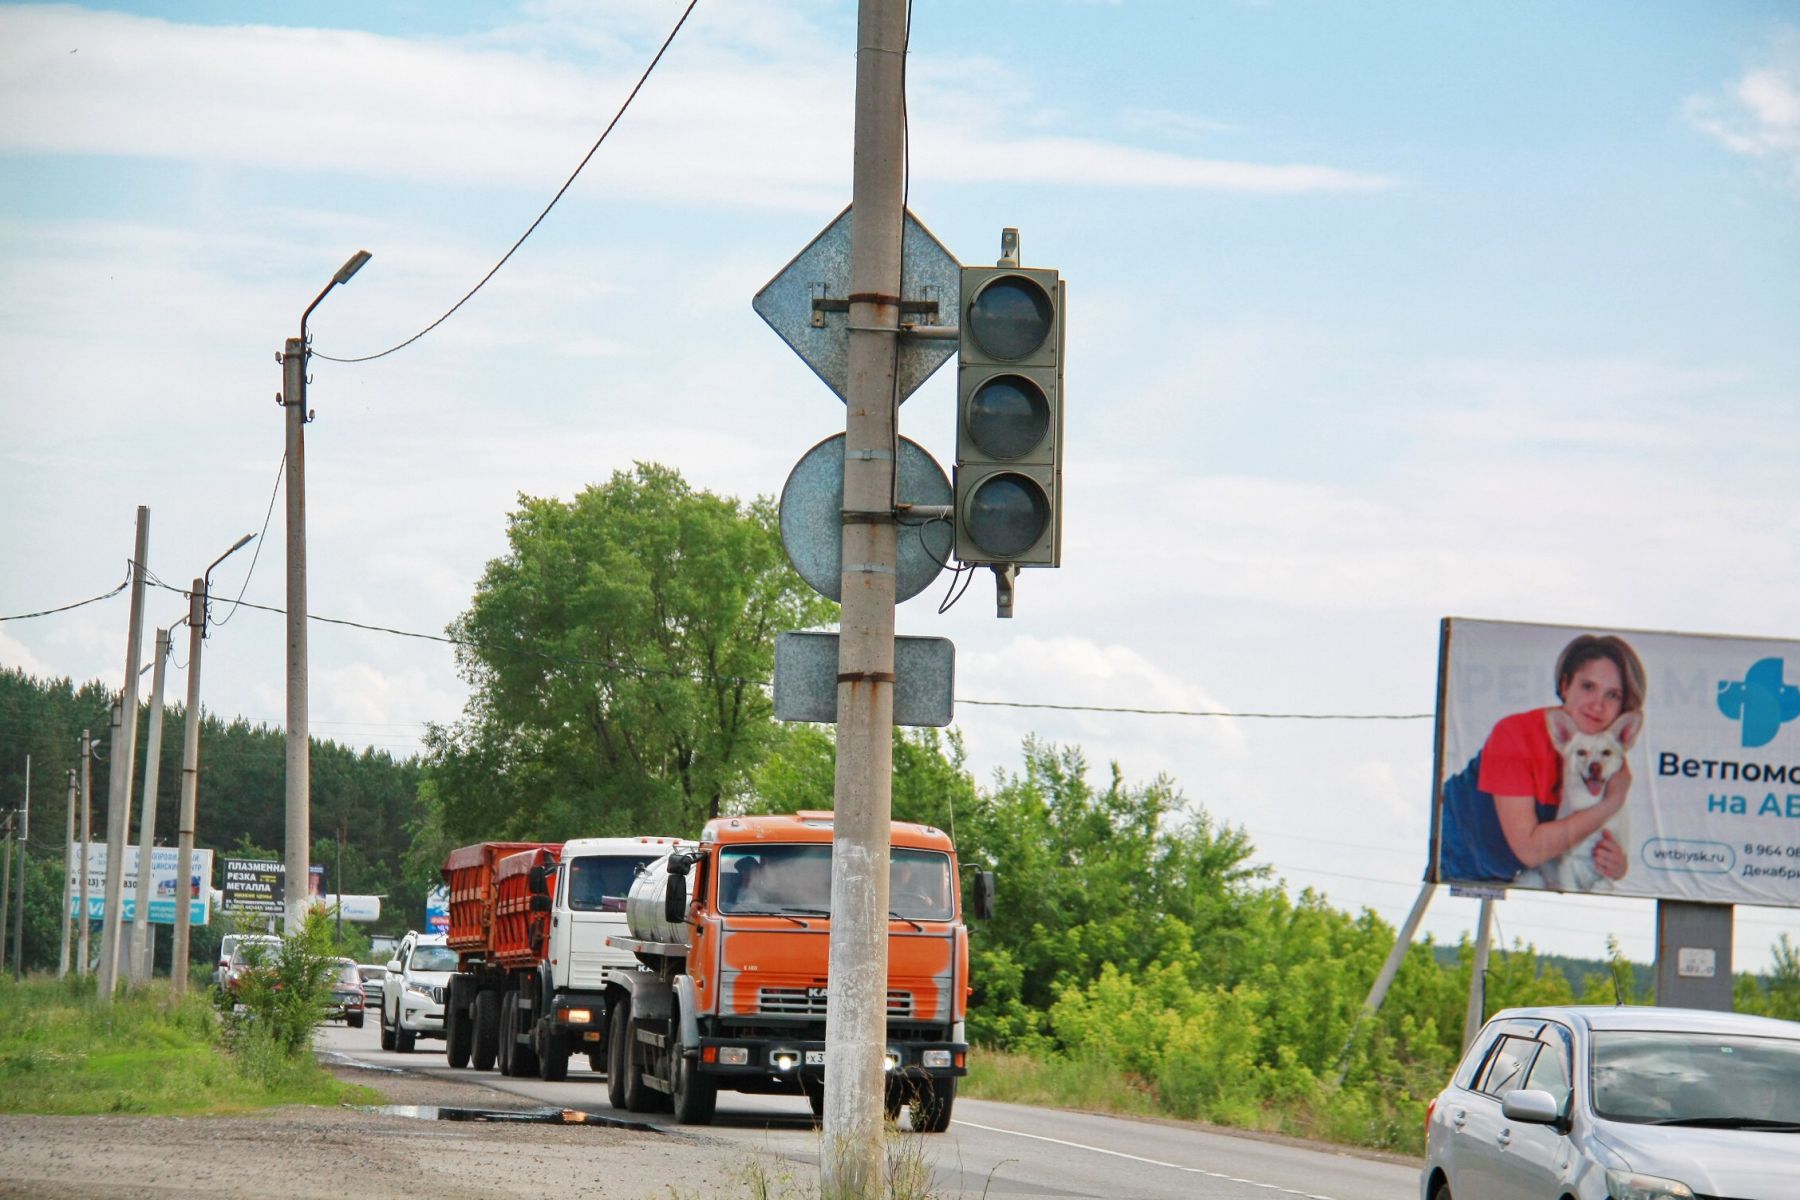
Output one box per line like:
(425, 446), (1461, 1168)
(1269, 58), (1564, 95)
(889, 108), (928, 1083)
(1686, 30), (1800, 189)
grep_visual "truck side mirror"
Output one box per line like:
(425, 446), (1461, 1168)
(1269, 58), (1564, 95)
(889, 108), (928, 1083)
(664, 874), (687, 924)
(666, 851), (693, 877)
(528, 864), (550, 896)
(529, 894), (552, 914)
(972, 871), (996, 920)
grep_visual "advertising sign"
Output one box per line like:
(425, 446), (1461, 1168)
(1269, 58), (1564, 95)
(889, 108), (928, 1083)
(66, 844), (213, 925)
(425, 885), (449, 934)
(1430, 617), (1800, 908)
(221, 858), (285, 914)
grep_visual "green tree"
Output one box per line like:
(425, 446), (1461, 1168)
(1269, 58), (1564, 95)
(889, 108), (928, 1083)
(424, 463), (836, 842)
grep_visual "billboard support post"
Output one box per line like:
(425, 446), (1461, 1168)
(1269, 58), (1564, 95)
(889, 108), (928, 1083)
(1654, 899), (1734, 1011)
(1462, 898), (1496, 1050)
(1334, 880), (1436, 1085)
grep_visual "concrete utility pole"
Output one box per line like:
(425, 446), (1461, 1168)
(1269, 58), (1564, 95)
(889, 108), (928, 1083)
(1, 812), (13, 973)
(281, 250), (369, 934)
(12, 756), (27, 980)
(60, 768), (75, 977)
(172, 581), (206, 994)
(98, 504), (150, 1002)
(129, 628), (171, 982)
(79, 730), (92, 975)
(821, 2), (906, 1194)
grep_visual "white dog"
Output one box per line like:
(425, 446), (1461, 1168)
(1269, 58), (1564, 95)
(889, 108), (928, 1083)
(1539, 709), (1642, 893)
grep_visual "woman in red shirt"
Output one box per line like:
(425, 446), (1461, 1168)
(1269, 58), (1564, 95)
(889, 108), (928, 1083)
(1437, 634), (1646, 884)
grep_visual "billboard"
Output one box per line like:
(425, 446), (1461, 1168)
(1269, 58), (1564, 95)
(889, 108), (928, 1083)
(425, 885), (449, 933)
(66, 844), (213, 925)
(221, 858), (285, 914)
(1430, 617), (1800, 907)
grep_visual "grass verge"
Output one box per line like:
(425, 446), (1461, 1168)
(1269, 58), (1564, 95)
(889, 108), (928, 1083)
(0, 973), (378, 1116)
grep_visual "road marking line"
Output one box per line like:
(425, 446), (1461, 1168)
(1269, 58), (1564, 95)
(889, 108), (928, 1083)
(952, 1120), (1339, 1200)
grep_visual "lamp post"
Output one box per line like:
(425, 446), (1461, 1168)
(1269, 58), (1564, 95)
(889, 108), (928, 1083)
(170, 533), (254, 993)
(281, 250), (370, 934)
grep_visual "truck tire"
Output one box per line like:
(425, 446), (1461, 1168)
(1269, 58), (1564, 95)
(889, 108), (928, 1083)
(668, 1003), (716, 1125)
(588, 1049), (606, 1074)
(606, 999), (630, 1110)
(445, 979), (472, 1069)
(805, 1080), (825, 1119)
(909, 1077), (956, 1133)
(620, 1016), (654, 1113)
(507, 992), (540, 1078)
(379, 1004), (395, 1052)
(471, 989), (500, 1072)
(497, 992), (516, 1076)
(537, 1021), (570, 1082)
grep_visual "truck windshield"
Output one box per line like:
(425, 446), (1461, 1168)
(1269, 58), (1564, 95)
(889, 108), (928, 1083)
(718, 845), (954, 920)
(566, 855), (659, 913)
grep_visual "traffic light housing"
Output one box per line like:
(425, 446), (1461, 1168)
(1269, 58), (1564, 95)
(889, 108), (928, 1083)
(954, 262), (1064, 568)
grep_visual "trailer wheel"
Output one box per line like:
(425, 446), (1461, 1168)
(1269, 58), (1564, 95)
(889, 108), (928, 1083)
(605, 998), (630, 1110)
(668, 1003), (716, 1125)
(445, 978), (472, 1069)
(537, 1021), (570, 1082)
(909, 1077), (956, 1134)
(471, 989), (499, 1072)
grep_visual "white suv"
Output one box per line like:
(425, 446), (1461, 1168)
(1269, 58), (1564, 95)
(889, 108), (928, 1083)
(379, 931), (455, 1053)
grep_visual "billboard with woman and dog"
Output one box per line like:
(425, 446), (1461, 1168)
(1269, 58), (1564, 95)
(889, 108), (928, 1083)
(1429, 617), (1800, 908)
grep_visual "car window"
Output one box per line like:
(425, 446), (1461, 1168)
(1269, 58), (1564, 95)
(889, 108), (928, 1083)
(1475, 1035), (1539, 1097)
(409, 945), (457, 972)
(1523, 1033), (1570, 1105)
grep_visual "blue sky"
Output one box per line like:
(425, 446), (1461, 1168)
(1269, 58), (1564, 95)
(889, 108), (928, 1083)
(3, 0), (1797, 970)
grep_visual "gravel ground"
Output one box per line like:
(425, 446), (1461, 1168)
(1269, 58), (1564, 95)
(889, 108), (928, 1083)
(0, 1061), (759, 1199)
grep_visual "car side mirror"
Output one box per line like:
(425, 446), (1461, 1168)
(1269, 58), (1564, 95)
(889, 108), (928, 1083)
(386, 959), (402, 973)
(664, 874), (687, 925)
(972, 871), (996, 920)
(1501, 1089), (1561, 1125)
(529, 894), (552, 914)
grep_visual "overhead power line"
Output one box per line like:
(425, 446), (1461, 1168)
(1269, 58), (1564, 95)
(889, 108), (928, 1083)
(312, 0), (700, 365)
(0, 565), (131, 621)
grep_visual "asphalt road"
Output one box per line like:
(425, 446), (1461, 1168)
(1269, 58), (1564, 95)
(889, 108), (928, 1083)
(317, 1023), (1421, 1200)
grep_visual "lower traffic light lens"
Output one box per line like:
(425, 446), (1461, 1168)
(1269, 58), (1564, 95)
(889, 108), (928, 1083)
(967, 375), (1049, 460)
(967, 275), (1055, 361)
(967, 474), (1049, 558)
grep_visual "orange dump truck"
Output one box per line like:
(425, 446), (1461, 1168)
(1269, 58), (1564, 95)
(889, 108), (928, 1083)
(441, 836), (681, 1081)
(606, 811), (993, 1130)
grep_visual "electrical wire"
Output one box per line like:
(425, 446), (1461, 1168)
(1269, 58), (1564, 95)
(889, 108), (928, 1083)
(211, 454), (284, 633)
(0, 565), (132, 621)
(310, 0), (700, 365)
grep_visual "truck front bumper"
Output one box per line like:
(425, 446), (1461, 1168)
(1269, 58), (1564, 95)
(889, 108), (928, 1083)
(696, 1036), (967, 1082)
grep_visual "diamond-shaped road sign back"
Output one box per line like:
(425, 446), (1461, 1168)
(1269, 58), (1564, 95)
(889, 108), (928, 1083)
(753, 205), (961, 404)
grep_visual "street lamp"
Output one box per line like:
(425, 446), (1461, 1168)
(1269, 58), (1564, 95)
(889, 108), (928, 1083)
(169, 532), (255, 993)
(281, 249), (371, 934)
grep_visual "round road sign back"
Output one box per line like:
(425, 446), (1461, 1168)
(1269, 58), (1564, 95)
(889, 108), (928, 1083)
(780, 434), (952, 604)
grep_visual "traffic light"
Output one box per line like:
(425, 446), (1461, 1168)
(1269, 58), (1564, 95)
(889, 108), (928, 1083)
(954, 252), (1064, 570)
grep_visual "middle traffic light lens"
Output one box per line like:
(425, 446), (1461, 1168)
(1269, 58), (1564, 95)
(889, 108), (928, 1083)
(967, 375), (1049, 460)
(967, 276), (1054, 361)
(967, 473), (1050, 559)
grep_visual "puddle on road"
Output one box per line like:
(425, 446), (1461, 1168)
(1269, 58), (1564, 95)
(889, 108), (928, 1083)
(361, 1104), (661, 1133)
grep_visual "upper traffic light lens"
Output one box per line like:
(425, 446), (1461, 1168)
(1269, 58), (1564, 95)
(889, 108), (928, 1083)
(966, 473), (1050, 558)
(967, 375), (1049, 460)
(967, 275), (1054, 361)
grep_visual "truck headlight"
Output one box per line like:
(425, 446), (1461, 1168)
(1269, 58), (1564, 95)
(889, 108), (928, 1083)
(921, 1050), (952, 1068)
(719, 1046), (749, 1066)
(1605, 1170), (1695, 1200)
(560, 1008), (592, 1024)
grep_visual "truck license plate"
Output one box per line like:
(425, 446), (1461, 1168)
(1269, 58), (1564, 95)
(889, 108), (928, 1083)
(804, 1050), (826, 1065)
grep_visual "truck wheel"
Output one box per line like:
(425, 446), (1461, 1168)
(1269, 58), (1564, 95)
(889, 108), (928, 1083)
(669, 1004), (716, 1125)
(588, 1049), (606, 1075)
(379, 1003), (395, 1051)
(471, 990), (499, 1072)
(883, 1080), (904, 1123)
(445, 979), (472, 1069)
(497, 992), (516, 1076)
(805, 1080), (825, 1119)
(509, 994), (540, 1078)
(606, 999), (630, 1110)
(537, 1021), (570, 1083)
(910, 1077), (956, 1134)
(620, 1017), (653, 1113)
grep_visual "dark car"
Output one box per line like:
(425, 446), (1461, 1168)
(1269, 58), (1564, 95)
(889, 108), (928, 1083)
(325, 960), (366, 1028)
